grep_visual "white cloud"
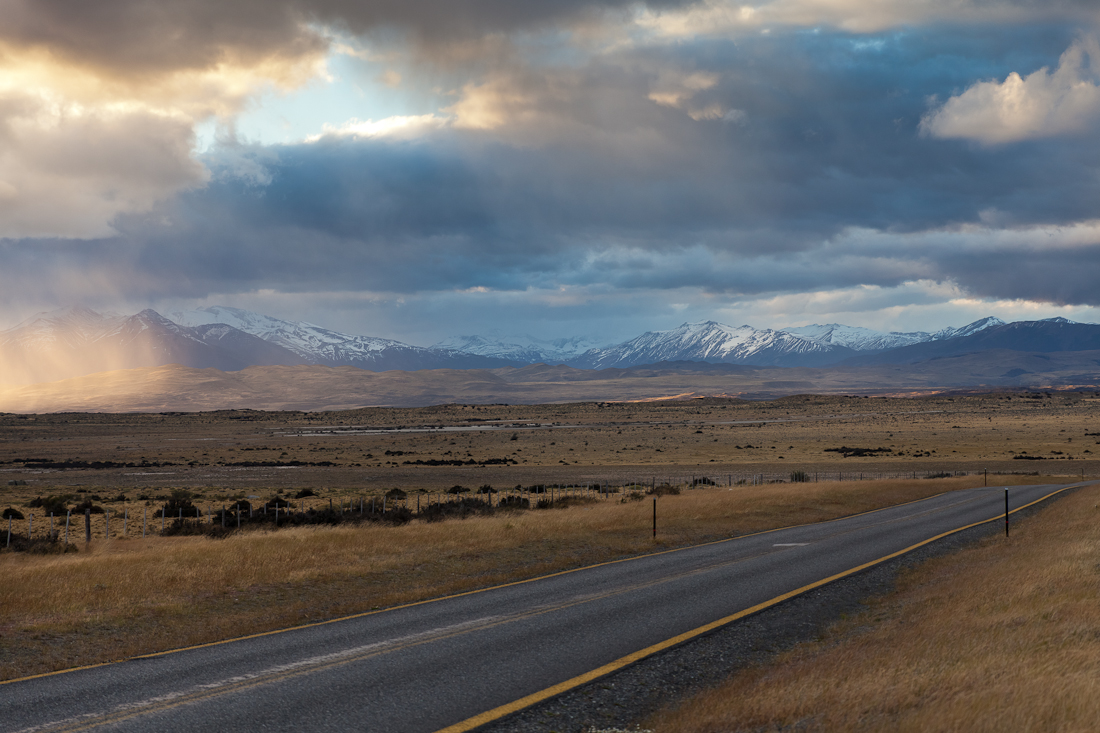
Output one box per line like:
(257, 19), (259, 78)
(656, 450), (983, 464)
(305, 113), (450, 141)
(0, 90), (209, 238)
(920, 37), (1100, 144)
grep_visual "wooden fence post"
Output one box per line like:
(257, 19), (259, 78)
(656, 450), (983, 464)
(85, 508), (91, 543)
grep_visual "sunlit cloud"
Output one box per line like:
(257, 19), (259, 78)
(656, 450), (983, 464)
(921, 36), (1100, 144)
(306, 113), (450, 141)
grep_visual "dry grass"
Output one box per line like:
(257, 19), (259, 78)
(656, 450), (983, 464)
(647, 484), (1100, 733)
(0, 476), (995, 681)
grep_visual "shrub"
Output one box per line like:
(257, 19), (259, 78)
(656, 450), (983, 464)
(71, 499), (105, 515)
(446, 485), (470, 495)
(647, 484), (680, 496)
(293, 488), (317, 499)
(476, 484), (496, 494)
(3, 507), (25, 520)
(28, 495), (71, 515)
(385, 488), (407, 500)
(790, 470), (809, 483)
(156, 496), (194, 518)
(692, 476), (716, 486)
(621, 491), (645, 503)
(497, 496), (530, 510)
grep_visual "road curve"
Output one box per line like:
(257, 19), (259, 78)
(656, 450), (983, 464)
(1, 483), (1079, 733)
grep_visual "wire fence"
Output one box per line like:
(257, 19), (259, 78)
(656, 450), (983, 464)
(0, 468), (990, 551)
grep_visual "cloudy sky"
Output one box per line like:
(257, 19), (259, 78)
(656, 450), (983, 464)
(3, 0), (1100, 346)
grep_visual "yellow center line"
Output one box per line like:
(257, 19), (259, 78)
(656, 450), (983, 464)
(2, 484), (953, 688)
(433, 483), (1084, 733)
(24, 548), (781, 732)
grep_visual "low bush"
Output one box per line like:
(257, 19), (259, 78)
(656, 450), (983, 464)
(72, 499), (105, 515)
(497, 496), (530, 510)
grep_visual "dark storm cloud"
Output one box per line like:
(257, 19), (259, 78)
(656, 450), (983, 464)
(5, 21), (1100, 311)
(0, 0), (692, 77)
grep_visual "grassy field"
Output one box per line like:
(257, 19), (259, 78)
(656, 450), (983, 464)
(0, 475), (1023, 682)
(2, 393), (1097, 546)
(647, 483), (1100, 732)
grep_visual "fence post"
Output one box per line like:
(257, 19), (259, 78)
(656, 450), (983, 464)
(7, 515), (11, 547)
(85, 508), (91, 543)
(65, 510), (70, 545)
(143, 507), (147, 538)
(124, 507), (128, 537)
(105, 509), (109, 540)
(29, 513), (33, 538)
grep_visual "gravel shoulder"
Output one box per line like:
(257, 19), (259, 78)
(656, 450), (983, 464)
(484, 487), (1077, 733)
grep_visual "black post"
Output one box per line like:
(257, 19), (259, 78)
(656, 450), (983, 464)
(84, 508), (91, 543)
(1004, 488), (1009, 538)
(652, 497), (657, 539)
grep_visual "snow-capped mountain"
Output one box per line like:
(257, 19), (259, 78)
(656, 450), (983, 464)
(845, 317), (1100, 366)
(0, 307), (307, 384)
(930, 316), (1006, 341)
(432, 333), (603, 365)
(785, 323), (932, 352)
(567, 321), (858, 369)
(167, 306), (515, 371)
(6, 306), (1091, 387)
(562, 317), (1025, 370)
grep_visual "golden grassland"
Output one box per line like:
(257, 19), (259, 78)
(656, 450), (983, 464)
(647, 484), (1100, 733)
(2, 393), (1097, 525)
(0, 476), (1019, 682)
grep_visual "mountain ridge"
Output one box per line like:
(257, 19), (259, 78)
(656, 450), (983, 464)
(3, 305), (1095, 388)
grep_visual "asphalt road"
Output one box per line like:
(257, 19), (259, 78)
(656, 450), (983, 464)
(1, 483), (1077, 733)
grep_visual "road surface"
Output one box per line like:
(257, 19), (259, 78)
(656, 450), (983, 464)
(0, 483), (1078, 733)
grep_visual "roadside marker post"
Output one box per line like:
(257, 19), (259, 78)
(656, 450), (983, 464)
(1005, 488), (1009, 537)
(652, 498), (657, 540)
(85, 508), (91, 543)
(6, 516), (10, 548)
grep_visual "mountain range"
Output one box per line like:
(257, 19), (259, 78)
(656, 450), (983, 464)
(1, 305), (1097, 388)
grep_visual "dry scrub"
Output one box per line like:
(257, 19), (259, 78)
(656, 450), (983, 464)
(648, 484), (1100, 732)
(0, 476), (993, 681)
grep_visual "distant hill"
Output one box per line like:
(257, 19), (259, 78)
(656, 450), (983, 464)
(0, 306), (517, 385)
(2, 349), (1099, 412)
(0, 307), (308, 385)
(842, 318), (1100, 365)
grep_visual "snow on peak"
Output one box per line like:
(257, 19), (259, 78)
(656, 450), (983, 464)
(785, 323), (931, 351)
